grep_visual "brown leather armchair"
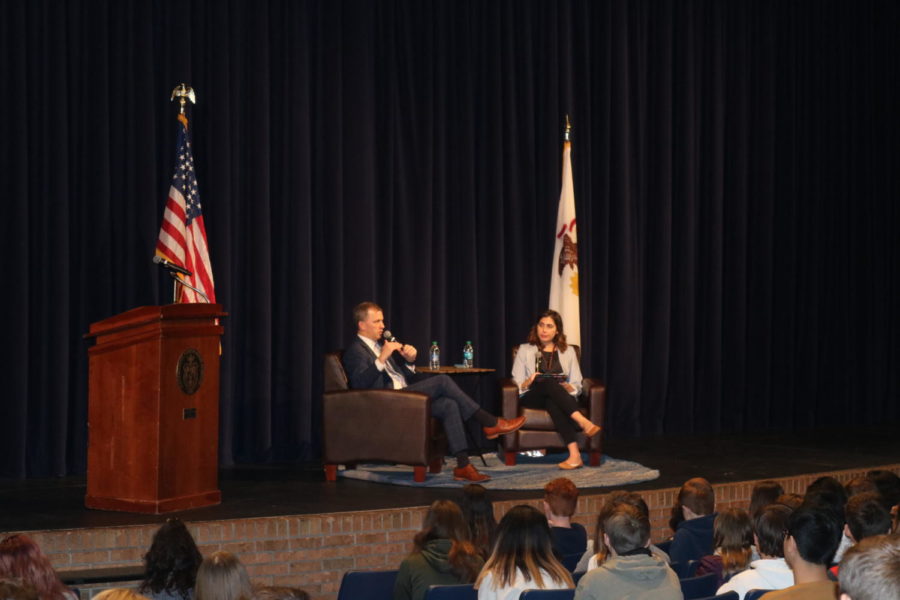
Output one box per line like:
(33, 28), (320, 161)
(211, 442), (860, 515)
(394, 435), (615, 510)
(499, 344), (605, 466)
(322, 351), (447, 482)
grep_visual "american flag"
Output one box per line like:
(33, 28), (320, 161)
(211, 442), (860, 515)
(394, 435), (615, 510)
(156, 115), (216, 303)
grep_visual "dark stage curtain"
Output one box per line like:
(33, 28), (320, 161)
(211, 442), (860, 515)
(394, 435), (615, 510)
(1, 0), (897, 478)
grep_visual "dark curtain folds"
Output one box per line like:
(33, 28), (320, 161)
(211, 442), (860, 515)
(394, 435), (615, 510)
(1, 0), (897, 478)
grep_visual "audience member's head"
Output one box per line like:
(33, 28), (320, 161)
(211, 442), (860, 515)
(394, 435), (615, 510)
(0, 578), (38, 600)
(749, 480), (785, 519)
(93, 589), (150, 600)
(458, 484), (497, 559)
(603, 504), (651, 556)
(805, 476), (849, 517)
(0, 535), (73, 600)
(844, 477), (878, 498)
(713, 507), (753, 576)
(543, 478), (579, 518)
(839, 533), (900, 600)
(775, 493), (804, 511)
(592, 490), (650, 566)
(414, 500), (482, 582)
(251, 587), (310, 600)
(754, 504), (794, 559)
(670, 477), (715, 531)
(476, 505), (573, 591)
(195, 551), (252, 600)
(867, 470), (900, 524)
(783, 504), (843, 569)
(845, 492), (893, 544)
(141, 518), (203, 600)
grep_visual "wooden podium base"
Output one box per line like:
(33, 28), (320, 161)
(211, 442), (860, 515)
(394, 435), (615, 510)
(86, 304), (226, 515)
(85, 489), (222, 514)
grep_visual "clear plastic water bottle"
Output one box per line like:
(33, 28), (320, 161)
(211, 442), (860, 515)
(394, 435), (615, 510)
(462, 341), (474, 368)
(429, 341), (441, 370)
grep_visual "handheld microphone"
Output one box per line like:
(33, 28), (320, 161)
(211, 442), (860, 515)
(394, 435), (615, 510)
(383, 330), (399, 344)
(153, 255), (192, 277)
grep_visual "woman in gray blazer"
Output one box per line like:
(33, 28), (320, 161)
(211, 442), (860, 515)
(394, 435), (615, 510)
(511, 310), (601, 469)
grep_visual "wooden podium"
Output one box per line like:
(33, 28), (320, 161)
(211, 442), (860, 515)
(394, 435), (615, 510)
(85, 303), (226, 513)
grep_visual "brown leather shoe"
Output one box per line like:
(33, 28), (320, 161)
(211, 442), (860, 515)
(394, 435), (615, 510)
(453, 464), (491, 482)
(483, 415), (527, 440)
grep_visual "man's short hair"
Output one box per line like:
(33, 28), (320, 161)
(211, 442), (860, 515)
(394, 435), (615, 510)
(544, 478), (579, 517)
(603, 504), (650, 555)
(839, 533), (900, 600)
(352, 302), (381, 326)
(846, 492), (893, 542)
(754, 504), (793, 558)
(679, 477), (715, 516)
(787, 504), (843, 566)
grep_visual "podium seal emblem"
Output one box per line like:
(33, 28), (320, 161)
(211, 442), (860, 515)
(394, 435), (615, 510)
(176, 349), (204, 395)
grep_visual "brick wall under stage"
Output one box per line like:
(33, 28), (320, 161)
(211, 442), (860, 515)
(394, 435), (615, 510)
(18, 463), (900, 600)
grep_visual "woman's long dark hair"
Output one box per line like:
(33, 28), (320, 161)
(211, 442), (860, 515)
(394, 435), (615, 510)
(458, 484), (497, 560)
(713, 508), (753, 576)
(476, 505), (573, 591)
(413, 500), (482, 582)
(140, 519), (203, 599)
(526, 310), (568, 352)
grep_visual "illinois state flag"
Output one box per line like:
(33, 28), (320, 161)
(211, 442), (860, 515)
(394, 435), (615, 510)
(549, 138), (580, 345)
(156, 114), (216, 303)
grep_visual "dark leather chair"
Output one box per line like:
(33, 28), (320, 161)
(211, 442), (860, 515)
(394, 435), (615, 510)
(322, 351), (447, 482)
(500, 344), (605, 466)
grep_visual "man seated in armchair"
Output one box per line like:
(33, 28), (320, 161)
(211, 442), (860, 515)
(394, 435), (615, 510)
(343, 301), (526, 482)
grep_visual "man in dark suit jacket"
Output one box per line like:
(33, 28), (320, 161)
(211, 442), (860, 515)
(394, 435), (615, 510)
(343, 301), (525, 482)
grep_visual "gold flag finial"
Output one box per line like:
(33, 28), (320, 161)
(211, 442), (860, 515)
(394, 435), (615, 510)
(170, 84), (196, 115)
(564, 114), (572, 141)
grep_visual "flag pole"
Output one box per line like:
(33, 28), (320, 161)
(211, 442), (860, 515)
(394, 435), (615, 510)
(564, 114), (572, 141)
(169, 84), (196, 302)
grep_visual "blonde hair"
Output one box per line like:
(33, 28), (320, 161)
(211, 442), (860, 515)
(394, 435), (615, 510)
(475, 505), (573, 591)
(93, 589), (151, 600)
(195, 552), (252, 600)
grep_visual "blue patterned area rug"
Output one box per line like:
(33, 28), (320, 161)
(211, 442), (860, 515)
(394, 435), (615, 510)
(338, 452), (659, 490)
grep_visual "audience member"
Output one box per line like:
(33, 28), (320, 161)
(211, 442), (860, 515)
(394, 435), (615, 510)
(668, 477), (716, 563)
(0, 535), (76, 600)
(866, 470), (900, 529)
(543, 478), (588, 560)
(194, 552), (252, 600)
(838, 533), (900, 600)
(251, 588), (309, 600)
(717, 504), (794, 600)
(140, 518), (203, 600)
(578, 491), (669, 573)
(0, 578), (38, 600)
(829, 492), (894, 578)
(804, 477), (848, 517)
(93, 590), (151, 600)
(804, 476), (850, 565)
(757, 504), (842, 599)
(750, 481), (786, 519)
(395, 500), (484, 600)
(696, 507), (754, 587)
(459, 484), (497, 560)
(475, 505), (573, 600)
(844, 493), (893, 544)
(575, 505), (681, 600)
